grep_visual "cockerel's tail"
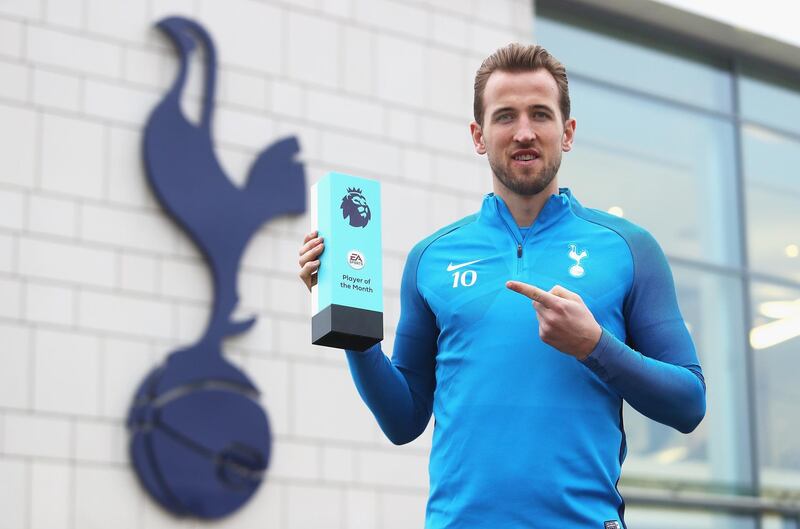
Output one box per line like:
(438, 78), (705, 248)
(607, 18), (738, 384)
(244, 136), (306, 220)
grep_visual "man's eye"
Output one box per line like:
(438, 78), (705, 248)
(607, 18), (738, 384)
(533, 111), (549, 120)
(496, 114), (513, 122)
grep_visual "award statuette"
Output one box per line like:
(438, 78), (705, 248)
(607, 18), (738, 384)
(311, 172), (383, 351)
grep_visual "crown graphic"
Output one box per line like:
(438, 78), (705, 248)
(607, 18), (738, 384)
(347, 187), (363, 194)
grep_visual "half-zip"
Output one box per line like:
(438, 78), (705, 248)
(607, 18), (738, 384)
(494, 200), (529, 275)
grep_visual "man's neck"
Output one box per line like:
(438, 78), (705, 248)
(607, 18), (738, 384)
(493, 178), (560, 227)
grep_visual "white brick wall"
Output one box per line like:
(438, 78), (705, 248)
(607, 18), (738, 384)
(0, 0), (531, 527)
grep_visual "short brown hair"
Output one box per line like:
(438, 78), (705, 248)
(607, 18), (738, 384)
(473, 43), (570, 126)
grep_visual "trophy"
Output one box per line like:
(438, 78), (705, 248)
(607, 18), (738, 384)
(311, 172), (383, 351)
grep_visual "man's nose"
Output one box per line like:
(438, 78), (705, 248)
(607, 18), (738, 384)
(512, 118), (536, 143)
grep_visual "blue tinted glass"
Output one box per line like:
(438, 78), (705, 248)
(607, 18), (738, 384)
(624, 507), (756, 529)
(622, 265), (751, 489)
(742, 125), (800, 283)
(536, 14), (733, 113)
(561, 79), (741, 266)
(740, 73), (800, 136)
(752, 281), (800, 491)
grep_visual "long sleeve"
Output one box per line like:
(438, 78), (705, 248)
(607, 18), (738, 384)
(580, 228), (706, 434)
(344, 240), (438, 445)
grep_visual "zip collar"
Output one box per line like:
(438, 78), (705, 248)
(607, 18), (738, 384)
(479, 188), (576, 243)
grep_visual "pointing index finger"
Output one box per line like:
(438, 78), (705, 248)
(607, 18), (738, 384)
(506, 280), (558, 308)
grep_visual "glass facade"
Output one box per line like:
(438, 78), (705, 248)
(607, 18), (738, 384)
(537, 3), (800, 526)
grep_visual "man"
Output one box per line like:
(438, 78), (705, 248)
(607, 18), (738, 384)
(298, 43), (705, 528)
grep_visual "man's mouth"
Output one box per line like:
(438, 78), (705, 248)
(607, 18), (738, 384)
(511, 149), (539, 162)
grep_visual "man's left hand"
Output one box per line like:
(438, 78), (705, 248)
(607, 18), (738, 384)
(506, 280), (602, 361)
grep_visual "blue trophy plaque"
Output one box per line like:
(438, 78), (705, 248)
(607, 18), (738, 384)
(311, 172), (383, 351)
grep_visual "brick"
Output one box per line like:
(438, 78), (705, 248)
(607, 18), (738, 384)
(4, 412), (71, 458)
(0, 276), (22, 319)
(19, 237), (116, 287)
(275, 317), (319, 359)
(428, 0), (471, 17)
(44, 0), (83, 29)
(322, 445), (355, 482)
(342, 26), (373, 97)
(84, 79), (160, 126)
(175, 301), (205, 343)
(107, 126), (159, 209)
(381, 181), (431, 253)
(33, 66), (82, 111)
(212, 480), (282, 529)
(34, 328), (100, 415)
(0, 458), (27, 529)
(25, 281), (75, 326)
(78, 290), (174, 339)
(355, 0), (429, 39)
(30, 461), (71, 529)
(286, 484), (343, 529)
(0, 19), (23, 58)
(26, 26), (122, 78)
(100, 337), (154, 418)
(321, 130), (401, 179)
(0, 59), (28, 102)
(265, 276), (308, 317)
(28, 193), (77, 237)
(238, 270), (266, 313)
(160, 257), (211, 302)
(0, 103), (37, 188)
(433, 153), (486, 195)
(270, 439), (320, 480)
(215, 105), (276, 149)
(0, 322), (31, 408)
(376, 34), (426, 108)
(469, 20), (513, 56)
(319, 0), (352, 18)
(346, 488), (377, 529)
(221, 67), (268, 110)
(400, 147), (432, 184)
(0, 0), (42, 19)
(74, 419), (116, 462)
(427, 47), (471, 118)
(81, 203), (178, 254)
(287, 12), (340, 90)
(386, 106), (418, 143)
(474, 0), (515, 29)
(420, 113), (475, 157)
(358, 448), (428, 488)
(40, 113), (105, 199)
(245, 356), (288, 434)
(270, 78), (305, 119)
(0, 232), (14, 272)
(432, 12), (470, 50)
(292, 362), (376, 442)
(197, 0), (282, 75)
(0, 187), (24, 229)
(122, 47), (170, 90)
(75, 465), (142, 529)
(380, 491), (427, 529)
(119, 251), (158, 294)
(307, 89), (384, 136)
(86, 0), (149, 44)
(150, 0), (196, 20)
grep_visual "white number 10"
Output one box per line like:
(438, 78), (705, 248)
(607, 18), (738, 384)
(452, 270), (477, 288)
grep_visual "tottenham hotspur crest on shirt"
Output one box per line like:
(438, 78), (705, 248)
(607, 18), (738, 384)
(568, 244), (588, 278)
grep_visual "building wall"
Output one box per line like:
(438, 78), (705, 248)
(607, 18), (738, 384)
(0, 0), (534, 528)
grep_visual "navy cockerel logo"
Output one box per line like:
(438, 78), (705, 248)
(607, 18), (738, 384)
(127, 17), (305, 519)
(341, 187), (371, 227)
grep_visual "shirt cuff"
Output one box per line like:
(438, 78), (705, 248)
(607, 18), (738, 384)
(579, 327), (615, 382)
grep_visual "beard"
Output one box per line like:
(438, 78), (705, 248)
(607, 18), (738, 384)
(489, 150), (562, 196)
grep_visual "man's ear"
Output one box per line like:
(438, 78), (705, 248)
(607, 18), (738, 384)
(561, 118), (576, 152)
(470, 121), (486, 155)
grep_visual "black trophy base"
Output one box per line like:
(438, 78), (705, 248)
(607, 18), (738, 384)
(312, 304), (383, 352)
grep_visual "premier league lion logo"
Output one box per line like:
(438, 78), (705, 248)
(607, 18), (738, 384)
(341, 187), (371, 228)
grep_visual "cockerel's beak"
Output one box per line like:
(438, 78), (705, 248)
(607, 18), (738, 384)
(156, 16), (197, 53)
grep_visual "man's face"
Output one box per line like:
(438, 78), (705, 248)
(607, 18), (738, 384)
(470, 69), (576, 197)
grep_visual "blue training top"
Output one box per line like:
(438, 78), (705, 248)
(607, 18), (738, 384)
(345, 188), (706, 529)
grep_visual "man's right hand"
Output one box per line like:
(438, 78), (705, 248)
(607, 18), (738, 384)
(298, 230), (324, 292)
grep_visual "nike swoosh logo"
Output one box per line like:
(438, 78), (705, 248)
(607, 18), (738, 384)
(446, 259), (484, 272)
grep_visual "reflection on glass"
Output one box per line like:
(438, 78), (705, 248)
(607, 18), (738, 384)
(535, 13), (733, 112)
(559, 79), (740, 266)
(624, 506), (755, 529)
(742, 125), (800, 283)
(623, 266), (751, 489)
(740, 73), (800, 137)
(752, 282), (800, 492)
